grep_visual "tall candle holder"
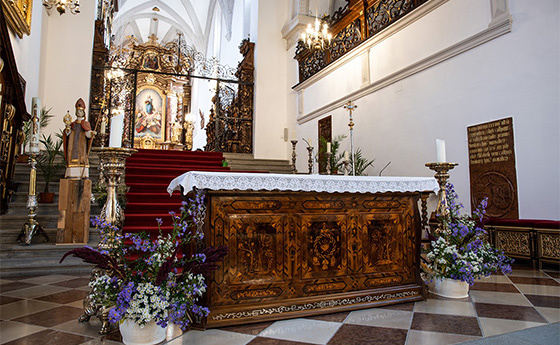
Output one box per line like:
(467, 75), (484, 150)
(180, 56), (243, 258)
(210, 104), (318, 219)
(290, 140), (298, 174)
(17, 153), (49, 245)
(306, 146), (314, 174)
(80, 147), (137, 334)
(344, 100), (357, 176)
(325, 152), (332, 175)
(425, 162), (458, 232)
(92, 147), (137, 227)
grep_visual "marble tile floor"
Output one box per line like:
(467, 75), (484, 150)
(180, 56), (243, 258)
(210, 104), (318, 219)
(0, 267), (558, 345)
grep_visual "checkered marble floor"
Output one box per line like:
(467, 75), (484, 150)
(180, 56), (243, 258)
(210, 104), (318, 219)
(1, 266), (558, 345)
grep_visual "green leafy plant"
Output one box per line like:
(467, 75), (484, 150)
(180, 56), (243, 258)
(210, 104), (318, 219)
(350, 148), (375, 176)
(37, 134), (66, 193)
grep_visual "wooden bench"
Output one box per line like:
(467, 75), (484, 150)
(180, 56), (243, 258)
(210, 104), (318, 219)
(484, 218), (560, 268)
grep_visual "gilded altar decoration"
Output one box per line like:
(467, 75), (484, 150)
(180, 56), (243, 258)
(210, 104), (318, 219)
(88, 25), (254, 152)
(1, 0), (32, 38)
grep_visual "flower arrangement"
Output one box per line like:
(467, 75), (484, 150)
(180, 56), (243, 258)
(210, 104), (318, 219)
(423, 183), (513, 285)
(60, 190), (227, 330)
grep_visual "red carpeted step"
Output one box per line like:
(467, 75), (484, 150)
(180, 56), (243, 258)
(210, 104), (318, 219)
(123, 149), (229, 238)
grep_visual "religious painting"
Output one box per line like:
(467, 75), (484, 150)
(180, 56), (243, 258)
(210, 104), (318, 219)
(134, 87), (166, 145)
(1, 0), (32, 38)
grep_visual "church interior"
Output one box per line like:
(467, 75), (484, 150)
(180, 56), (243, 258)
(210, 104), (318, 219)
(0, 0), (559, 344)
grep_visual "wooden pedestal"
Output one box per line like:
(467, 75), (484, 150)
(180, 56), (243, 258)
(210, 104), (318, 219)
(202, 190), (425, 327)
(56, 178), (91, 244)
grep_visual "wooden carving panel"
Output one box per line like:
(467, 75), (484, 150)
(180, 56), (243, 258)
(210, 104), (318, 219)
(301, 215), (346, 279)
(230, 215), (285, 284)
(204, 191), (424, 327)
(362, 214), (401, 273)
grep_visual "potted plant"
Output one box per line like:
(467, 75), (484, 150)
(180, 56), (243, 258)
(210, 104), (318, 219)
(350, 148), (375, 176)
(19, 107), (53, 162)
(37, 134), (66, 203)
(61, 190), (228, 344)
(422, 183), (513, 298)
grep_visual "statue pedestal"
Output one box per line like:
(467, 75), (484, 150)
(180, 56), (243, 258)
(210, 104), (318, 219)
(56, 178), (91, 244)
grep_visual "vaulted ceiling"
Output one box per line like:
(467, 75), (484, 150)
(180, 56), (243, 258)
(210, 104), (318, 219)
(113, 0), (235, 53)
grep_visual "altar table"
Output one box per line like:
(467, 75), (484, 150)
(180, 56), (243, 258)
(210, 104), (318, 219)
(168, 172), (438, 327)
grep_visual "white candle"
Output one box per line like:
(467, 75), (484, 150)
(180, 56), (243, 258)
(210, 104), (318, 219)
(344, 151), (349, 160)
(29, 97), (41, 153)
(326, 142), (331, 153)
(99, 116), (106, 135)
(436, 139), (446, 163)
(109, 111), (124, 148)
(308, 138), (312, 146)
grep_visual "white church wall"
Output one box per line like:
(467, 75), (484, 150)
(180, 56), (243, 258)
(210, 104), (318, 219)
(291, 0), (559, 219)
(38, 0), (96, 139)
(8, 0), (45, 110)
(251, 0), (291, 159)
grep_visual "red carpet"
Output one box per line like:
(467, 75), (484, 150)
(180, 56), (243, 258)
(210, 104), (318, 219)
(123, 149), (230, 237)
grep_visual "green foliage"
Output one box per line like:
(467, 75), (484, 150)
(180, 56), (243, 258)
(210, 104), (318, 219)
(350, 148), (375, 176)
(22, 107), (53, 149)
(37, 134), (66, 193)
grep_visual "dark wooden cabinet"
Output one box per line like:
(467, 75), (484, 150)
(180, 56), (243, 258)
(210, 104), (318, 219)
(203, 190), (425, 327)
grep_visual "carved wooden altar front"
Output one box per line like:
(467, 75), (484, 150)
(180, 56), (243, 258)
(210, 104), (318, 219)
(203, 190), (425, 327)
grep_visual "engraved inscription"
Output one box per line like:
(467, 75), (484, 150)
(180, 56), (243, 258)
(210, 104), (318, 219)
(230, 288), (283, 300)
(303, 282), (347, 294)
(468, 118), (514, 165)
(468, 117), (518, 218)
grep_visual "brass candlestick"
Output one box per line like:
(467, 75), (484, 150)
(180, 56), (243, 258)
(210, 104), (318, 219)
(17, 153), (49, 245)
(81, 147), (136, 334)
(425, 162), (458, 232)
(93, 147), (137, 228)
(306, 146), (314, 174)
(291, 140), (298, 174)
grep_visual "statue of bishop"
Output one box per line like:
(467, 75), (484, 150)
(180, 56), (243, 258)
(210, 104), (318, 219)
(63, 98), (96, 178)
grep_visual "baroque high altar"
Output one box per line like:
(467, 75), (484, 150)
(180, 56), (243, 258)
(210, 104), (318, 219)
(88, 25), (254, 153)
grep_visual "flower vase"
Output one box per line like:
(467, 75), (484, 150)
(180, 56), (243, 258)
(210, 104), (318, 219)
(119, 319), (167, 345)
(428, 277), (469, 299)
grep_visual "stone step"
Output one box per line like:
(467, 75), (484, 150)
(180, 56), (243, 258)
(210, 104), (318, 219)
(223, 153), (292, 174)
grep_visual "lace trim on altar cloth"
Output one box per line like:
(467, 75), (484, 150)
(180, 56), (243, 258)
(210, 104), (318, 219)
(167, 171), (439, 195)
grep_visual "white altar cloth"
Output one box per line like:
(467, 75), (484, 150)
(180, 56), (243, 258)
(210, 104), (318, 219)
(167, 171), (439, 196)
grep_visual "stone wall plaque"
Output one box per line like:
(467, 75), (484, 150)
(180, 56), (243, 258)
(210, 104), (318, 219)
(467, 117), (518, 218)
